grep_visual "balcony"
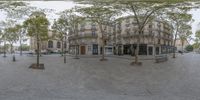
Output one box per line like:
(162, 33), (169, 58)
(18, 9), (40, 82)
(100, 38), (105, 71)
(163, 28), (171, 34)
(80, 28), (85, 32)
(68, 33), (98, 40)
(78, 33), (98, 39)
(162, 36), (173, 41)
(91, 27), (97, 31)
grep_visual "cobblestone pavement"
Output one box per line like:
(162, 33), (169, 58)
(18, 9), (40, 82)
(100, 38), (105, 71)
(0, 53), (200, 100)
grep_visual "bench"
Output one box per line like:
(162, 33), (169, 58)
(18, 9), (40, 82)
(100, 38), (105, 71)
(27, 52), (34, 56)
(155, 54), (168, 63)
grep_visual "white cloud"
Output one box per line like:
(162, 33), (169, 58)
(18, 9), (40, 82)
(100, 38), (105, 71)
(1, 1), (200, 45)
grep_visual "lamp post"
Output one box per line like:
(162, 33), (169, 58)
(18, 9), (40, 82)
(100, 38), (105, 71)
(64, 26), (70, 63)
(3, 38), (6, 57)
(64, 31), (67, 63)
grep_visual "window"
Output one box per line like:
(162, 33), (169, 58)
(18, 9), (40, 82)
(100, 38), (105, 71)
(88, 46), (91, 51)
(57, 42), (61, 48)
(91, 24), (96, 30)
(64, 42), (67, 48)
(48, 40), (53, 48)
(80, 24), (85, 31)
(92, 31), (96, 36)
(107, 47), (112, 52)
(157, 23), (161, 28)
(158, 39), (160, 44)
(126, 19), (129, 23)
(149, 25), (152, 28)
(126, 23), (130, 27)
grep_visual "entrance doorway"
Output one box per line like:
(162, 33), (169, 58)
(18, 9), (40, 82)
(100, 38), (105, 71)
(92, 44), (98, 55)
(148, 46), (153, 55)
(156, 47), (160, 55)
(80, 46), (86, 55)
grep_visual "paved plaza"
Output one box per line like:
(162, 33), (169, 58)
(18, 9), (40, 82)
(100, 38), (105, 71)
(0, 53), (200, 100)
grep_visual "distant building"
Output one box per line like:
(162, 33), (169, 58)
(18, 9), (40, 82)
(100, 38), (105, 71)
(30, 31), (67, 53)
(175, 38), (189, 51)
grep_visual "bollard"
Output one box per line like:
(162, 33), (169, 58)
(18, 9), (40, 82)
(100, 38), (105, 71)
(13, 55), (16, 62)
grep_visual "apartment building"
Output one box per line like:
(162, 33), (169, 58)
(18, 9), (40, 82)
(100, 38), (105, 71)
(30, 16), (174, 56)
(68, 18), (114, 55)
(113, 16), (174, 56)
(30, 31), (67, 53)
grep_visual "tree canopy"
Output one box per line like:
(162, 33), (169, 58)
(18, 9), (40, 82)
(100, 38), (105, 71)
(23, 11), (49, 41)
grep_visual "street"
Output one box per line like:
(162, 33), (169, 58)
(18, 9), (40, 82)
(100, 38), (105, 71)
(0, 53), (200, 100)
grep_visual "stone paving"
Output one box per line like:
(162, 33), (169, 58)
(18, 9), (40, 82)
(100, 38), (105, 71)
(0, 53), (200, 100)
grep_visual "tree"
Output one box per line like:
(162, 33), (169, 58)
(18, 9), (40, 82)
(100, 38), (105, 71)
(18, 44), (30, 51)
(0, 30), (3, 52)
(0, 20), (16, 57)
(75, 0), (199, 65)
(14, 24), (27, 56)
(195, 29), (200, 49)
(179, 24), (192, 51)
(165, 9), (192, 58)
(23, 11), (49, 69)
(0, 30), (7, 57)
(119, 0), (198, 64)
(185, 45), (193, 51)
(77, 5), (118, 61)
(5, 26), (19, 61)
(52, 18), (69, 57)
(60, 8), (84, 59)
(0, 29), (2, 38)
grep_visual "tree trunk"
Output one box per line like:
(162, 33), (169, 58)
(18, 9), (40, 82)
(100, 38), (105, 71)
(36, 34), (40, 67)
(102, 40), (105, 60)
(61, 40), (64, 56)
(99, 24), (107, 61)
(11, 44), (16, 62)
(64, 36), (66, 63)
(3, 41), (6, 57)
(11, 44), (13, 54)
(134, 42), (139, 63)
(74, 25), (79, 59)
(20, 38), (22, 56)
(133, 33), (141, 65)
(173, 27), (178, 58)
(181, 40), (184, 51)
(74, 44), (79, 59)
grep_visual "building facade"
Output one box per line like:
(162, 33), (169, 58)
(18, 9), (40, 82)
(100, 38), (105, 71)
(30, 16), (174, 56)
(68, 18), (114, 55)
(30, 31), (67, 53)
(68, 17), (174, 56)
(175, 38), (189, 51)
(113, 16), (174, 56)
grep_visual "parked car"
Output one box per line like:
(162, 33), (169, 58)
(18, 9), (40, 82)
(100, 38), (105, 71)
(178, 50), (183, 54)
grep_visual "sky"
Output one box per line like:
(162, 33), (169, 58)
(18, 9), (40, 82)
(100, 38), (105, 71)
(0, 1), (200, 45)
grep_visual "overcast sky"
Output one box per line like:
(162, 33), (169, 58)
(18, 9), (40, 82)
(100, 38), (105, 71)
(1, 1), (200, 45)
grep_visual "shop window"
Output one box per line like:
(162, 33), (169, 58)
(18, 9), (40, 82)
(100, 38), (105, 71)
(48, 40), (53, 48)
(57, 42), (61, 48)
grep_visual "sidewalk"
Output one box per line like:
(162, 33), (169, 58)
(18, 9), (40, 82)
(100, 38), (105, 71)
(65, 54), (174, 60)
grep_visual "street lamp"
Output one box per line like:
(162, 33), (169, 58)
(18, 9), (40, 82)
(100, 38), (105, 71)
(64, 31), (67, 63)
(64, 26), (70, 63)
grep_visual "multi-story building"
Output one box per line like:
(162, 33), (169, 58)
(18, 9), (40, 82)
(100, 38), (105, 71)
(68, 16), (174, 56)
(175, 38), (189, 51)
(30, 16), (174, 56)
(113, 16), (174, 56)
(30, 31), (67, 53)
(68, 18), (114, 55)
